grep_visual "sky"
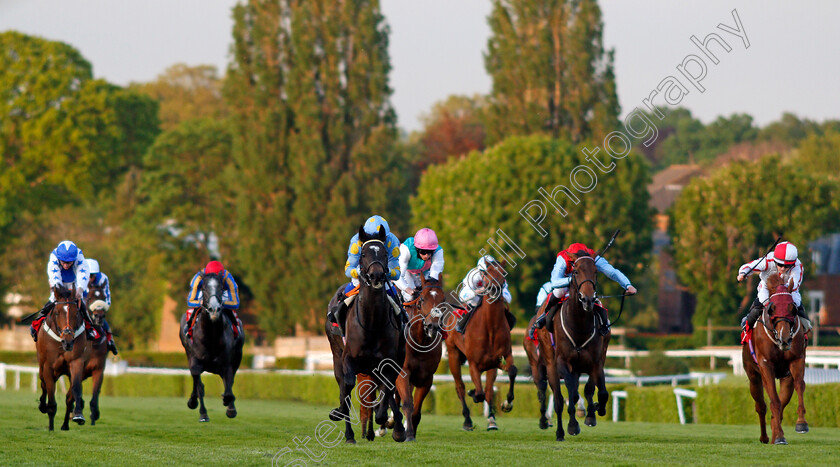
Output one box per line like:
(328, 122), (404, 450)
(1, 0), (839, 132)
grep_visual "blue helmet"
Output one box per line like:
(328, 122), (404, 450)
(363, 215), (390, 237)
(55, 241), (79, 262)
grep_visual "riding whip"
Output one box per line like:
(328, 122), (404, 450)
(596, 230), (621, 258)
(741, 235), (784, 278)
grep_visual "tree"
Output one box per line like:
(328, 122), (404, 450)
(225, 0), (406, 337)
(797, 130), (840, 177)
(415, 95), (487, 170)
(131, 64), (226, 131)
(670, 156), (840, 343)
(484, 0), (619, 145)
(411, 135), (652, 320)
(757, 112), (819, 147)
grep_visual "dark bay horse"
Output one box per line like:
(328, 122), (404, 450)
(445, 259), (516, 431)
(179, 272), (244, 422)
(330, 225), (406, 444)
(743, 274), (808, 444)
(537, 252), (609, 441)
(396, 275), (445, 441)
(59, 285), (110, 429)
(524, 313), (552, 430)
(36, 284), (87, 431)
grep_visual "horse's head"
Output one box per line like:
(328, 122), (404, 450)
(51, 284), (82, 352)
(201, 273), (225, 322)
(358, 224), (388, 290)
(569, 251), (597, 313)
(87, 283), (107, 326)
(416, 275), (445, 338)
(478, 258), (508, 303)
(766, 274), (797, 351)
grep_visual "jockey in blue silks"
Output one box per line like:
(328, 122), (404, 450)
(184, 260), (242, 338)
(327, 215), (403, 335)
(85, 258), (118, 355)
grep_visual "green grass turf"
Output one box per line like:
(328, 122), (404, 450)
(1, 390), (838, 466)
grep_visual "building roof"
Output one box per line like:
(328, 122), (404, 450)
(647, 164), (704, 213)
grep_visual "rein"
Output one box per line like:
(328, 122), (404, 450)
(760, 292), (801, 346)
(44, 299), (84, 343)
(562, 256), (598, 352)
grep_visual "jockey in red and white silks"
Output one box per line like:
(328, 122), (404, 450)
(395, 228), (444, 301)
(738, 242), (803, 307)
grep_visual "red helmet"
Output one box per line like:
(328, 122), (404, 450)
(773, 242), (798, 266)
(205, 260), (225, 275)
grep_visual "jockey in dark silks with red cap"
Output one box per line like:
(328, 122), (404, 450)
(184, 260), (242, 337)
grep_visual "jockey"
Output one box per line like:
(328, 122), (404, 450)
(327, 215), (403, 334)
(455, 255), (515, 334)
(85, 259), (118, 355)
(535, 281), (553, 315)
(394, 228), (444, 302)
(532, 242), (637, 337)
(30, 240), (95, 342)
(738, 241), (810, 331)
(184, 260), (242, 338)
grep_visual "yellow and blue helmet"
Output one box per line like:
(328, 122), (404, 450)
(363, 215), (391, 237)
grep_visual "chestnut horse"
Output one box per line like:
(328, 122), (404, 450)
(179, 272), (244, 422)
(742, 273), (808, 444)
(396, 275), (445, 441)
(329, 225), (406, 444)
(36, 284), (87, 431)
(524, 313), (552, 430)
(445, 258), (517, 431)
(537, 252), (609, 441)
(59, 284), (110, 429)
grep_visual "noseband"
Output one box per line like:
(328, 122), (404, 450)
(359, 239), (389, 287)
(44, 298), (85, 342)
(570, 256), (597, 305)
(762, 291), (801, 347)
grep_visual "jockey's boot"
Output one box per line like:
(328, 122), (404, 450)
(328, 297), (349, 336)
(223, 308), (243, 338)
(504, 305), (516, 330)
(743, 299), (764, 330)
(595, 304), (610, 336)
(183, 308), (197, 337)
(101, 320), (118, 355)
(455, 303), (477, 334)
(30, 300), (56, 342)
(796, 304), (813, 332)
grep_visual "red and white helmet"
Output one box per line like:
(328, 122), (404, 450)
(414, 228), (439, 250)
(773, 242), (798, 266)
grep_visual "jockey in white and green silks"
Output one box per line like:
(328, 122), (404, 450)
(395, 228), (444, 302)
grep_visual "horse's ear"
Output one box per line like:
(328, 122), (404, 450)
(358, 224), (367, 242)
(377, 225), (386, 241)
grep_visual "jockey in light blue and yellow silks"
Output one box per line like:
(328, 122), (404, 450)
(184, 260), (242, 337)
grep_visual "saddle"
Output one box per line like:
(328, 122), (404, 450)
(185, 308), (241, 339)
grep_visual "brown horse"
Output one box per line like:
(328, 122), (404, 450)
(445, 259), (516, 431)
(524, 313), (552, 430)
(742, 273), (808, 444)
(396, 275), (445, 441)
(537, 252), (609, 441)
(36, 284), (88, 431)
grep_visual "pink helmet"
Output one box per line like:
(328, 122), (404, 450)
(414, 228), (439, 250)
(773, 242), (798, 266)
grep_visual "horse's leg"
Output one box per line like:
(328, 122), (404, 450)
(360, 397), (373, 442)
(541, 335), (565, 441)
(61, 385), (73, 431)
(389, 386), (406, 443)
(70, 359), (85, 425)
(340, 360), (357, 444)
(536, 364), (551, 429)
(791, 357), (808, 434)
(746, 363), (769, 444)
(189, 364), (208, 422)
(596, 366), (609, 418)
(39, 371), (49, 414)
(448, 347), (473, 431)
(467, 363), (485, 403)
(44, 372), (57, 431)
(583, 376), (597, 427)
(412, 385), (431, 436)
(397, 374), (416, 441)
(223, 365), (237, 419)
(759, 365), (785, 444)
(500, 353), (516, 413)
(90, 368), (104, 425)
(485, 368), (498, 430)
(560, 365), (581, 436)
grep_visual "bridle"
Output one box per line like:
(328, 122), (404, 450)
(358, 239), (389, 288)
(44, 297), (85, 343)
(570, 256), (598, 307)
(354, 239), (396, 331)
(403, 282), (444, 337)
(561, 256), (599, 352)
(761, 291), (800, 348)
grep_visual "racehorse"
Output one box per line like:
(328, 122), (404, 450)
(58, 284), (110, 429)
(742, 273), (808, 444)
(396, 275), (445, 441)
(536, 251), (609, 441)
(445, 258), (517, 431)
(524, 313), (552, 430)
(36, 284), (87, 431)
(179, 271), (244, 422)
(329, 225), (406, 443)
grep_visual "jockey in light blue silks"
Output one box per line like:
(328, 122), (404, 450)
(327, 215), (404, 335)
(530, 242), (637, 338)
(394, 228), (444, 301)
(30, 240), (97, 342)
(535, 281), (553, 315)
(85, 258), (118, 355)
(454, 255), (516, 334)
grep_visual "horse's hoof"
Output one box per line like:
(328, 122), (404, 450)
(568, 422), (580, 436)
(773, 437), (788, 445)
(585, 416), (596, 427)
(329, 408), (342, 421)
(61, 424), (69, 431)
(187, 398), (198, 410)
(406, 436), (415, 442)
(501, 400), (513, 413)
(468, 389), (484, 402)
(760, 436), (769, 444)
(226, 407), (237, 418)
(386, 416), (395, 429)
(199, 416), (210, 422)
(223, 395), (235, 407)
(375, 428), (386, 437)
(345, 439), (356, 445)
(795, 423), (809, 434)
(91, 419), (96, 426)
(556, 435), (565, 442)
(539, 419), (549, 430)
(462, 424), (474, 432)
(393, 431), (407, 443)
(73, 415), (85, 425)
(39, 402), (48, 414)
(365, 431), (375, 442)
(596, 403), (606, 417)
(487, 424), (498, 431)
